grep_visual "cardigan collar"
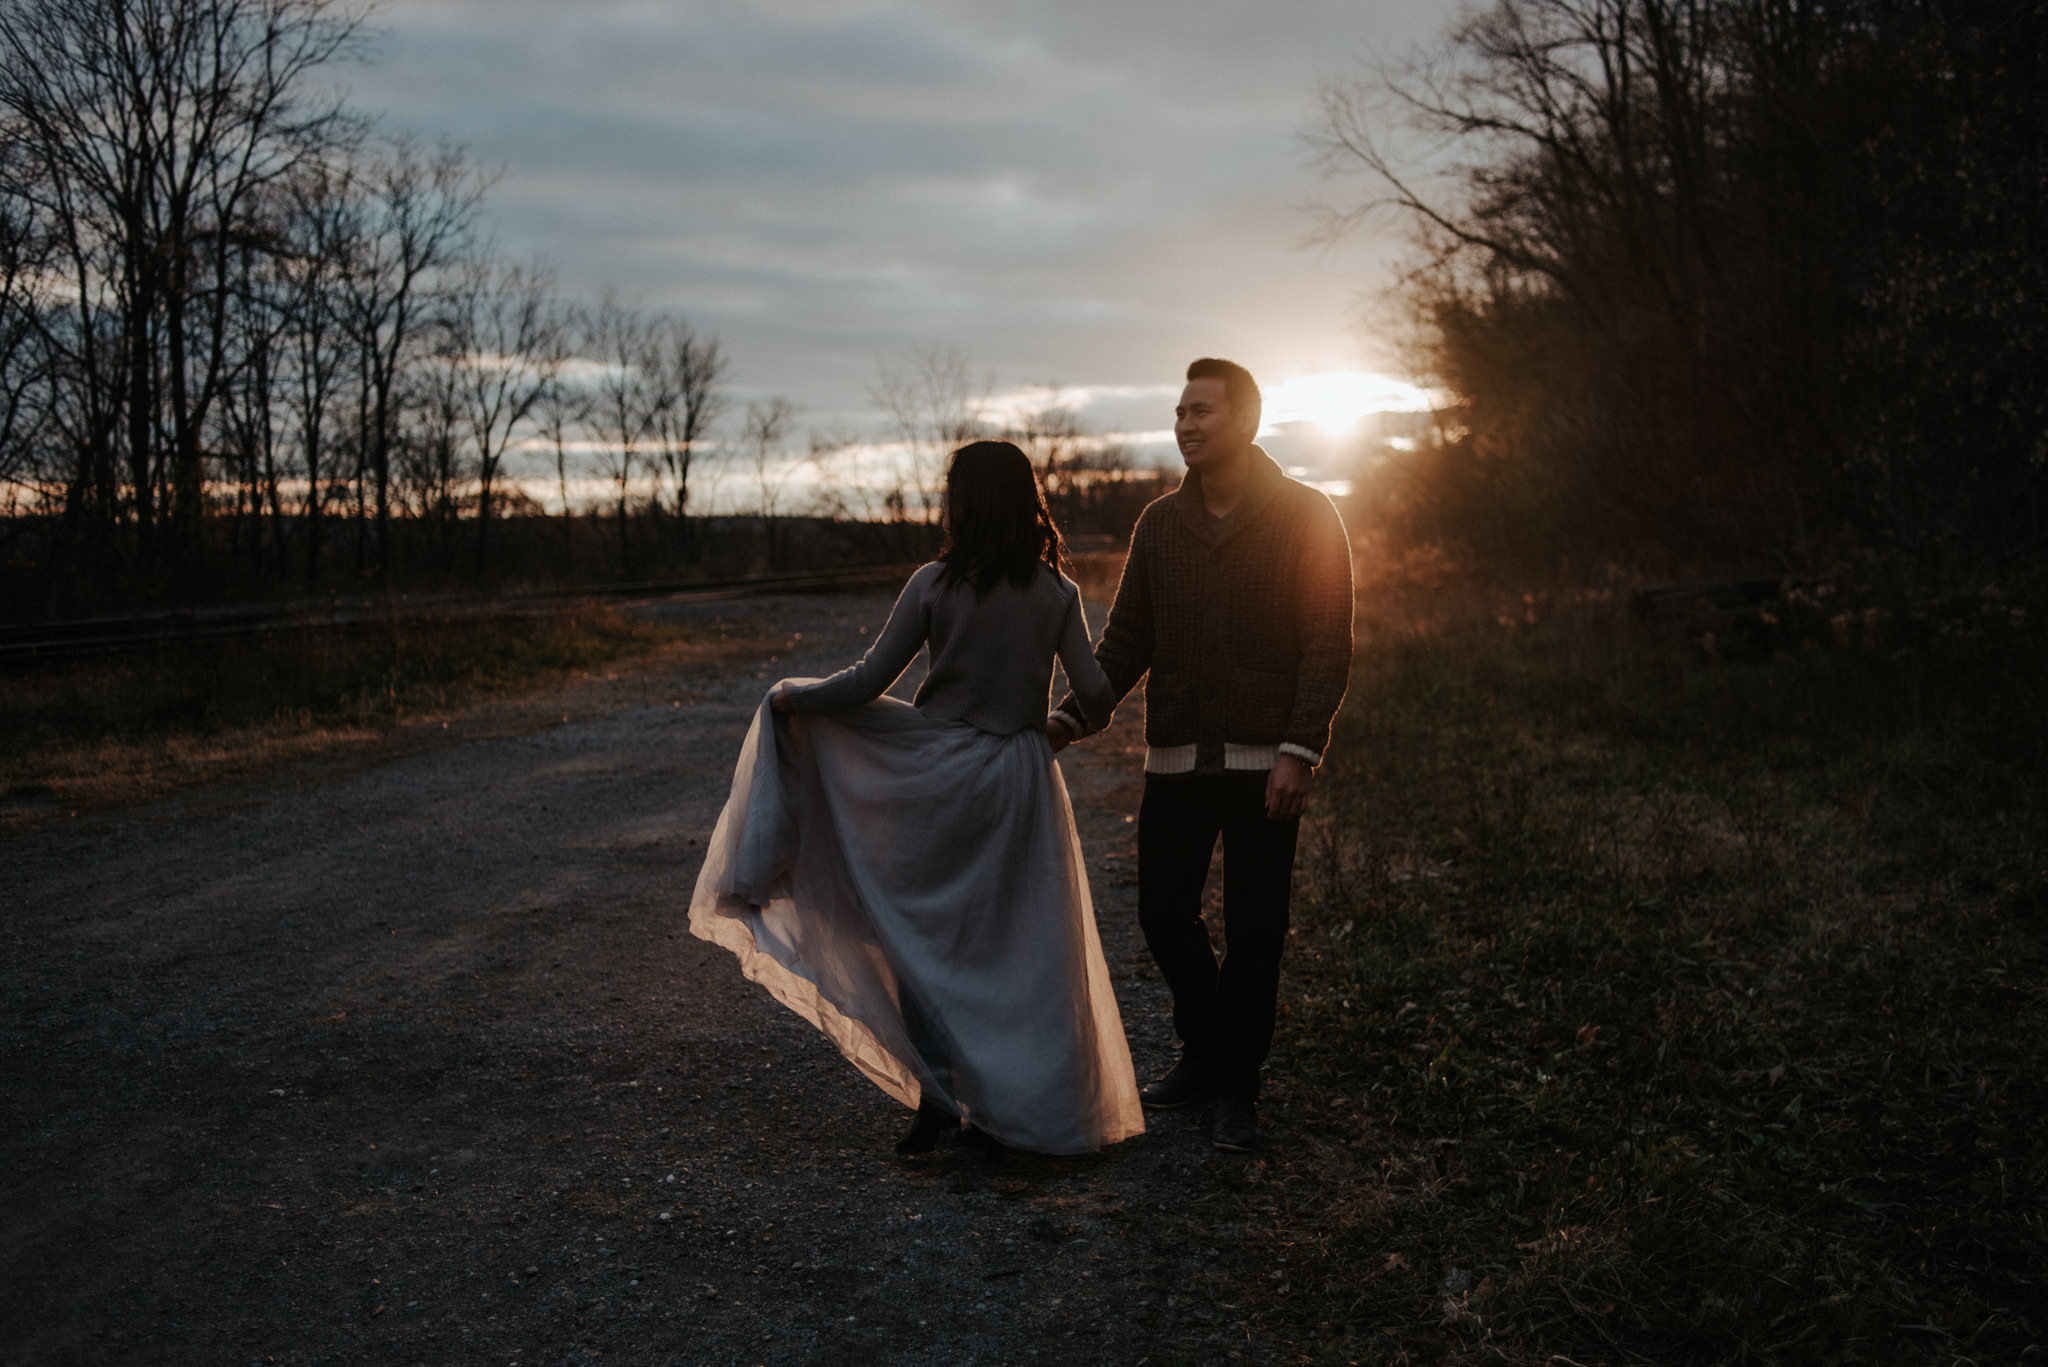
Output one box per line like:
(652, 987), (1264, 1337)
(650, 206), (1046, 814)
(1174, 444), (1286, 547)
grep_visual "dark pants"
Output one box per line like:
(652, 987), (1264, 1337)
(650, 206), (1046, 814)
(1138, 772), (1300, 1099)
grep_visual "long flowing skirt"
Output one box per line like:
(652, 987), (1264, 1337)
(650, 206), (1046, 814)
(688, 687), (1144, 1154)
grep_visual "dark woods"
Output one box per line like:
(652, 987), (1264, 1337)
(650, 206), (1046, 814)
(0, 0), (1170, 623)
(0, 0), (737, 618)
(1319, 0), (2047, 590)
(18, 0), (2019, 622)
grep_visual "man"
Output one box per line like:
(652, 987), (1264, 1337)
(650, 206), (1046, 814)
(1049, 357), (1352, 1153)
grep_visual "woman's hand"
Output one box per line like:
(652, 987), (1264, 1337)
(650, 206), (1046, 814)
(769, 682), (794, 714)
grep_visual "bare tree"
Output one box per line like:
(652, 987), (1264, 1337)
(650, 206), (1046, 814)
(0, 138), (54, 504)
(442, 254), (563, 576)
(800, 426), (875, 523)
(738, 396), (796, 567)
(646, 316), (724, 552)
(583, 292), (659, 574)
(533, 359), (590, 577)
(1003, 401), (1156, 538)
(401, 310), (468, 566)
(0, 0), (752, 610)
(210, 198), (294, 574)
(273, 153), (360, 585)
(337, 138), (486, 579)
(1003, 402), (1091, 494)
(0, 0), (363, 564)
(1309, 0), (1843, 569)
(870, 344), (990, 524)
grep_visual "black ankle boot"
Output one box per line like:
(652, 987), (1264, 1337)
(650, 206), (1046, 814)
(895, 1097), (960, 1154)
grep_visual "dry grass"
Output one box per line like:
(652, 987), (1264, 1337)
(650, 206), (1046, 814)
(1144, 553), (2047, 1365)
(0, 604), (778, 822)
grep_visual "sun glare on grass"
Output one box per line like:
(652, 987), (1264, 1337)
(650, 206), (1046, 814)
(1264, 371), (1436, 435)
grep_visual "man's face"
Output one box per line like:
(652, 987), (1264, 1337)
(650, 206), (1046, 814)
(1175, 377), (1255, 472)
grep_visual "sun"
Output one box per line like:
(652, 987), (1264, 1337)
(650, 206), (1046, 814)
(1264, 371), (1436, 435)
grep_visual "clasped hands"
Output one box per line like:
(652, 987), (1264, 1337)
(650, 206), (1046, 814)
(779, 690), (1314, 820)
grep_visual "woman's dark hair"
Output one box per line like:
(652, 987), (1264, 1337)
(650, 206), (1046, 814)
(936, 440), (1066, 597)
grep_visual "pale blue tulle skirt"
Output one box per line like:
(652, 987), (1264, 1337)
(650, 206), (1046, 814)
(688, 686), (1143, 1154)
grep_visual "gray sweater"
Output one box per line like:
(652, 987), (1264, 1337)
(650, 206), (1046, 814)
(785, 561), (1116, 737)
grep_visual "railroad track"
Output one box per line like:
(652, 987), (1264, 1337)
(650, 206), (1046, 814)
(0, 563), (921, 665)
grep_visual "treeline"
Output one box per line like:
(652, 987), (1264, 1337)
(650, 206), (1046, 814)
(1321, 0), (2046, 587)
(0, 0), (1166, 622)
(0, 0), (747, 617)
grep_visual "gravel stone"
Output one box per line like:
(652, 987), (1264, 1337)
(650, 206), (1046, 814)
(3, 589), (1278, 1365)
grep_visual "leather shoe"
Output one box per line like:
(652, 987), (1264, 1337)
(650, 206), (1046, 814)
(1139, 1054), (1212, 1110)
(1210, 1095), (1258, 1153)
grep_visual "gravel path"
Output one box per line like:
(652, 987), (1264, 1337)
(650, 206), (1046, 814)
(2, 589), (1288, 1367)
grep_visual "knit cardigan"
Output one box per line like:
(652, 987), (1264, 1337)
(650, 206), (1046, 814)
(787, 561), (1116, 738)
(1055, 447), (1352, 774)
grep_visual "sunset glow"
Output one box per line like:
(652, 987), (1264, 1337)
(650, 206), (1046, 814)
(1263, 371), (1438, 435)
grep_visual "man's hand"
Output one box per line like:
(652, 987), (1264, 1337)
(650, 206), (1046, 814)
(1046, 715), (1076, 752)
(769, 682), (794, 714)
(1265, 753), (1314, 820)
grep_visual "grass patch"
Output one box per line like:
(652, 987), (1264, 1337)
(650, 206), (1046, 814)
(0, 604), (720, 814)
(1173, 574), (2047, 1364)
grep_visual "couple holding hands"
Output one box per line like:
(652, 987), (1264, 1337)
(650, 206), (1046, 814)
(688, 357), (1353, 1156)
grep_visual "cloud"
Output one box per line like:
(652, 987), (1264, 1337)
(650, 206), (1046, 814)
(342, 0), (1447, 431)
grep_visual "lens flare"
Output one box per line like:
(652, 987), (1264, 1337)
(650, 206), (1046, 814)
(1263, 371), (1437, 435)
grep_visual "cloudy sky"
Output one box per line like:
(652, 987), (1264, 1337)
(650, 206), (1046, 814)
(342, 0), (1452, 467)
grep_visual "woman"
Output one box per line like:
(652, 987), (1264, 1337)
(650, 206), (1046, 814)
(687, 441), (1144, 1155)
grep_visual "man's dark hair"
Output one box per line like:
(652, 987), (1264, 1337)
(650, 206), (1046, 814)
(1186, 357), (1261, 430)
(938, 440), (1067, 597)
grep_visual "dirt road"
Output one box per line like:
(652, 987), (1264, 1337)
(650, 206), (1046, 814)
(2, 589), (1288, 1367)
